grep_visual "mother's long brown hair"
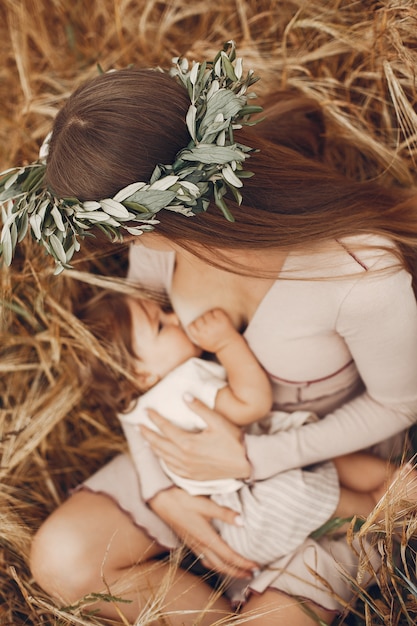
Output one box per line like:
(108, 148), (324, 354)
(45, 67), (417, 283)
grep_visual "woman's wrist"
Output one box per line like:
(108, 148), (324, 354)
(242, 432), (268, 481)
(148, 485), (177, 513)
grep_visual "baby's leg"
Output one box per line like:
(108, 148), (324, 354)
(335, 486), (377, 519)
(334, 452), (396, 496)
(334, 454), (417, 519)
(30, 490), (230, 624)
(334, 453), (395, 519)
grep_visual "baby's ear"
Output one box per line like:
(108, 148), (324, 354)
(135, 368), (159, 391)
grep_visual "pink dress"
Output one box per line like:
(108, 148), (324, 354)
(83, 234), (417, 610)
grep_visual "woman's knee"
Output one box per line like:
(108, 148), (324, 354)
(30, 490), (165, 603)
(30, 502), (101, 602)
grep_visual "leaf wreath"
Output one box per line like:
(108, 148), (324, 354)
(0, 40), (263, 273)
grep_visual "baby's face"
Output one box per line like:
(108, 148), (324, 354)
(128, 297), (201, 381)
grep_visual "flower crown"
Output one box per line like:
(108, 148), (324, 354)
(0, 41), (262, 273)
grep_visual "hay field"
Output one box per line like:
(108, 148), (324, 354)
(1, 1), (417, 624)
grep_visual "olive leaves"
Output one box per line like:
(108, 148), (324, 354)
(0, 170), (193, 274)
(171, 40), (262, 220)
(0, 167), (158, 274)
(0, 40), (262, 272)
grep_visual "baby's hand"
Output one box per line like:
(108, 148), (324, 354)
(188, 308), (237, 353)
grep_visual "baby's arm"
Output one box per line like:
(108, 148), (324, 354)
(187, 309), (273, 426)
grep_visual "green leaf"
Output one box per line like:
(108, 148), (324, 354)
(122, 200), (152, 214)
(181, 144), (246, 165)
(227, 183), (243, 205)
(113, 182), (147, 202)
(186, 105), (197, 141)
(220, 53), (238, 82)
(74, 210), (112, 222)
(125, 225), (145, 236)
(148, 174), (179, 191)
(189, 62), (199, 86)
(0, 186), (23, 202)
(49, 233), (68, 264)
(238, 105), (264, 116)
(100, 198), (131, 218)
(51, 205), (65, 232)
(82, 201), (101, 211)
(199, 118), (229, 144)
(29, 214), (42, 240)
(222, 164), (243, 188)
(126, 189), (176, 212)
(17, 210), (29, 242)
(0, 223), (13, 265)
(3, 170), (20, 190)
(223, 40), (236, 62)
(203, 90), (245, 129)
(310, 516), (354, 540)
(235, 170), (255, 179)
(214, 184), (235, 222)
(10, 221), (18, 251)
(20, 165), (46, 192)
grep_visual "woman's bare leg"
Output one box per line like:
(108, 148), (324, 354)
(241, 588), (335, 625)
(30, 490), (231, 624)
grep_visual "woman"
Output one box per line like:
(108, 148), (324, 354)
(28, 59), (417, 625)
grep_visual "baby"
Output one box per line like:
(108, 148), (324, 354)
(81, 291), (404, 566)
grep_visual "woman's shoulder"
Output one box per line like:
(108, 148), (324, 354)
(286, 234), (402, 279)
(127, 244), (175, 291)
(336, 234), (401, 272)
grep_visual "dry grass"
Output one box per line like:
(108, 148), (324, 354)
(2, 1), (417, 624)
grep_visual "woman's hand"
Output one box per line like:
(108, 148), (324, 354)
(140, 396), (252, 481)
(149, 487), (258, 577)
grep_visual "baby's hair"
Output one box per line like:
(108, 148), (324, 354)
(78, 290), (145, 414)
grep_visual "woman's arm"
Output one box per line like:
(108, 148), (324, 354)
(120, 419), (175, 500)
(141, 403), (251, 480)
(149, 487), (258, 577)
(245, 264), (417, 479)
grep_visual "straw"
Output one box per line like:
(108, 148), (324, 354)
(2, 1), (417, 624)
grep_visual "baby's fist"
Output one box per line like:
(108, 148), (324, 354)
(188, 308), (235, 352)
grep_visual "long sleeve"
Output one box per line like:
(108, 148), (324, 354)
(245, 265), (417, 480)
(120, 419), (175, 501)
